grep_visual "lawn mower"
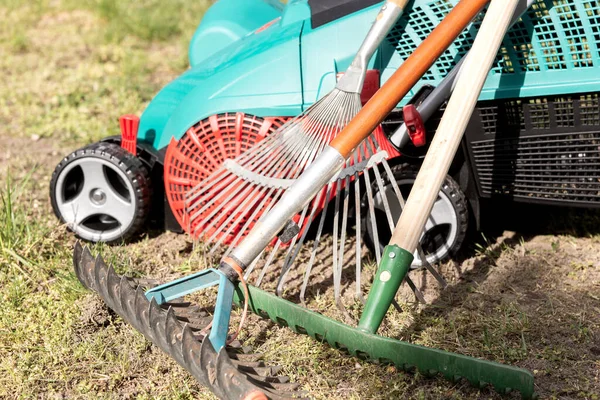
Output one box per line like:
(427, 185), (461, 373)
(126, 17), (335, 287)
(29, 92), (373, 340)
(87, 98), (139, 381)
(51, 0), (470, 267)
(63, 0), (600, 398)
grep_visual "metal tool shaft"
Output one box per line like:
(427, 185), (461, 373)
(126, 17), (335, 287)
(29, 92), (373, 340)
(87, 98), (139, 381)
(337, 0), (407, 94)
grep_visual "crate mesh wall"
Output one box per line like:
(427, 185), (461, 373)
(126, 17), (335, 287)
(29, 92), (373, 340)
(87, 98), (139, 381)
(468, 93), (600, 205)
(387, 0), (600, 99)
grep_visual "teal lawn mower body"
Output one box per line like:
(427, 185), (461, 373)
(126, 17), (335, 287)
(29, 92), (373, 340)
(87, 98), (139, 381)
(138, 0), (387, 150)
(139, 0), (600, 151)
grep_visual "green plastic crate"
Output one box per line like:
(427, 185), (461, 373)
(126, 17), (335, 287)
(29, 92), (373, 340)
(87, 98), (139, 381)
(388, 0), (600, 101)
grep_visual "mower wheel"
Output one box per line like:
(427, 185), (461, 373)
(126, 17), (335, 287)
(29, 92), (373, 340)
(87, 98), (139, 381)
(363, 163), (468, 267)
(50, 142), (152, 243)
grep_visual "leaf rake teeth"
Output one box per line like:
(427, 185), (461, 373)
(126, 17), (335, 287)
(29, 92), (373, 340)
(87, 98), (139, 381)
(73, 243), (303, 400)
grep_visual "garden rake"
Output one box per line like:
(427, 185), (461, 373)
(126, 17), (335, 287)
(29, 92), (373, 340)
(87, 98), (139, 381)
(183, 0), (447, 311)
(74, 0), (537, 398)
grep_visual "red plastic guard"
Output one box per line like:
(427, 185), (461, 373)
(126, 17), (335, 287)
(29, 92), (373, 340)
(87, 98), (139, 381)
(120, 114), (140, 155)
(402, 104), (426, 147)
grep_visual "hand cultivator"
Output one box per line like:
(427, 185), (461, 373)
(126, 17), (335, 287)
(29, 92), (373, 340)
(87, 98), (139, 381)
(71, 0), (546, 398)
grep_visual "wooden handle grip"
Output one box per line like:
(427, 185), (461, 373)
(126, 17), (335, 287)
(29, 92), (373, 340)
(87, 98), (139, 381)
(390, 0), (521, 252)
(329, 0), (489, 157)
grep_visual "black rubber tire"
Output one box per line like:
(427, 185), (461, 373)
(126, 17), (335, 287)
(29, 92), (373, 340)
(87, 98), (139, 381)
(50, 142), (152, 244)
(362, 163), (469, 265)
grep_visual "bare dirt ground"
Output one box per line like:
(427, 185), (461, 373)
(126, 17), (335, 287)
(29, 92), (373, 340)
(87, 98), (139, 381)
(0, 2), (599, 399)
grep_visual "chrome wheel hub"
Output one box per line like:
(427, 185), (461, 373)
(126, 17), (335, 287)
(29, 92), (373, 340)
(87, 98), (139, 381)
(55, 158), (135, 242)
(372, 178), (459, 267)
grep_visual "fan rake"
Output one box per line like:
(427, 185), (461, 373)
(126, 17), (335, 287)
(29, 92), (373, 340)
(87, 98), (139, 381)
(181, 0), (446, 313)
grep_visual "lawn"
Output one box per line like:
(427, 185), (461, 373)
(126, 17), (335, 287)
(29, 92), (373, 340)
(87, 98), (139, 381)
(0, 1), (598, 399)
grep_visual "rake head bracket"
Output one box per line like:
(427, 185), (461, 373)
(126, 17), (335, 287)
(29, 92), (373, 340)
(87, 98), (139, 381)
(146, 268), (235, 352)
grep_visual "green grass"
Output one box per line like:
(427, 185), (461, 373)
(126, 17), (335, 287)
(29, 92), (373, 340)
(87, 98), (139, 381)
(0, 1), (214, 397)
(0, 0), (208, 145)
(83, 0), (211, 42)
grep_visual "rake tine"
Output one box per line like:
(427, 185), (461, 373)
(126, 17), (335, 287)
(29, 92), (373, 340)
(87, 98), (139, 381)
(363, 165), (381, 265)
(332, 180), (341, 305)
(188, 176), (248, 224)
(335, 174), (353, 310)
(235, 119), (307, 169)
(279, 99), (336, 166)
(203, 183), (270, 248)
(276, 202), (311, 296)
(417, 247), (448, 288)
(206, 129), (304, 244)
(361, 151), (405, 313)
(372, 159), (421, 307)
(243, 249), (265, 281)
(338, 175), (351, 278)
(192, 182), (258, 237)
(379, 158), (436, 265)
(190, 112), (322, 228)
(236, 190), (284, 287)
(213, 187), (282, 254)
(208, 185), (272, 254)
(185, 167), (238, 208)
(262, 118), (323, 174)
(226, 188), (284, 252)
(379, 158), (442, 289)
(350, 151), (366, 304)
(330, 179), (352, 319)
(300, 184), (334, 306)
(405, 276), (427, 303)
(184, 167), (227, 205)
(276, 185), (326, 296)
(255, 240), (282, 288)
(224, 189), (286, 267)
(372, 163), (395, 232)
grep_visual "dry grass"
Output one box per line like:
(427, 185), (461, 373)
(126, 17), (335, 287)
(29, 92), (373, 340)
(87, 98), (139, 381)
(0, 1), (599, 399)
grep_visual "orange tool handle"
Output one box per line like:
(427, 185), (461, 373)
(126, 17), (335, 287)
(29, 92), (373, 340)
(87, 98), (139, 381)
(330, 0), (489, 157)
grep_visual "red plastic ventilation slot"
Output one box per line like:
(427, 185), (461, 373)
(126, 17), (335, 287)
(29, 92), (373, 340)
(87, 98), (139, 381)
(164, 113), (290, 243)
(164, 112), (399, 246)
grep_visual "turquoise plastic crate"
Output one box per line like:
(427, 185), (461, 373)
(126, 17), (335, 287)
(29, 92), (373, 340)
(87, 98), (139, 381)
(389, 0), (600, 101)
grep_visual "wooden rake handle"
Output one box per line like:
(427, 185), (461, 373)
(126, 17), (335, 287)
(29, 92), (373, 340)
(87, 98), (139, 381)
(329, 0), (490, 157)
(390, 0), (521, 253)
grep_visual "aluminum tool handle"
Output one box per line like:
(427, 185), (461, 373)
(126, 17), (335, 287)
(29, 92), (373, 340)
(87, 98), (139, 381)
(231, 146), (346, 267)
(390, 0), (521, 253)
(389, 0), (535, 149)
(336, 0), (408, 94)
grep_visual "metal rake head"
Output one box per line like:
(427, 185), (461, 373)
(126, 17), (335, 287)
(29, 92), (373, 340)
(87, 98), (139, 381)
(73, 243), (304, 399)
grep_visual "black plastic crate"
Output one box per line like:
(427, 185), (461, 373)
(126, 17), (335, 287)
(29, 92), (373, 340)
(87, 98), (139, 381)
(465, 92), (600, 207)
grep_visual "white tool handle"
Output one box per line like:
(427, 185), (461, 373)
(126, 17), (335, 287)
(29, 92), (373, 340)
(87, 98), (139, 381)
(390, 0), (520, 252)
